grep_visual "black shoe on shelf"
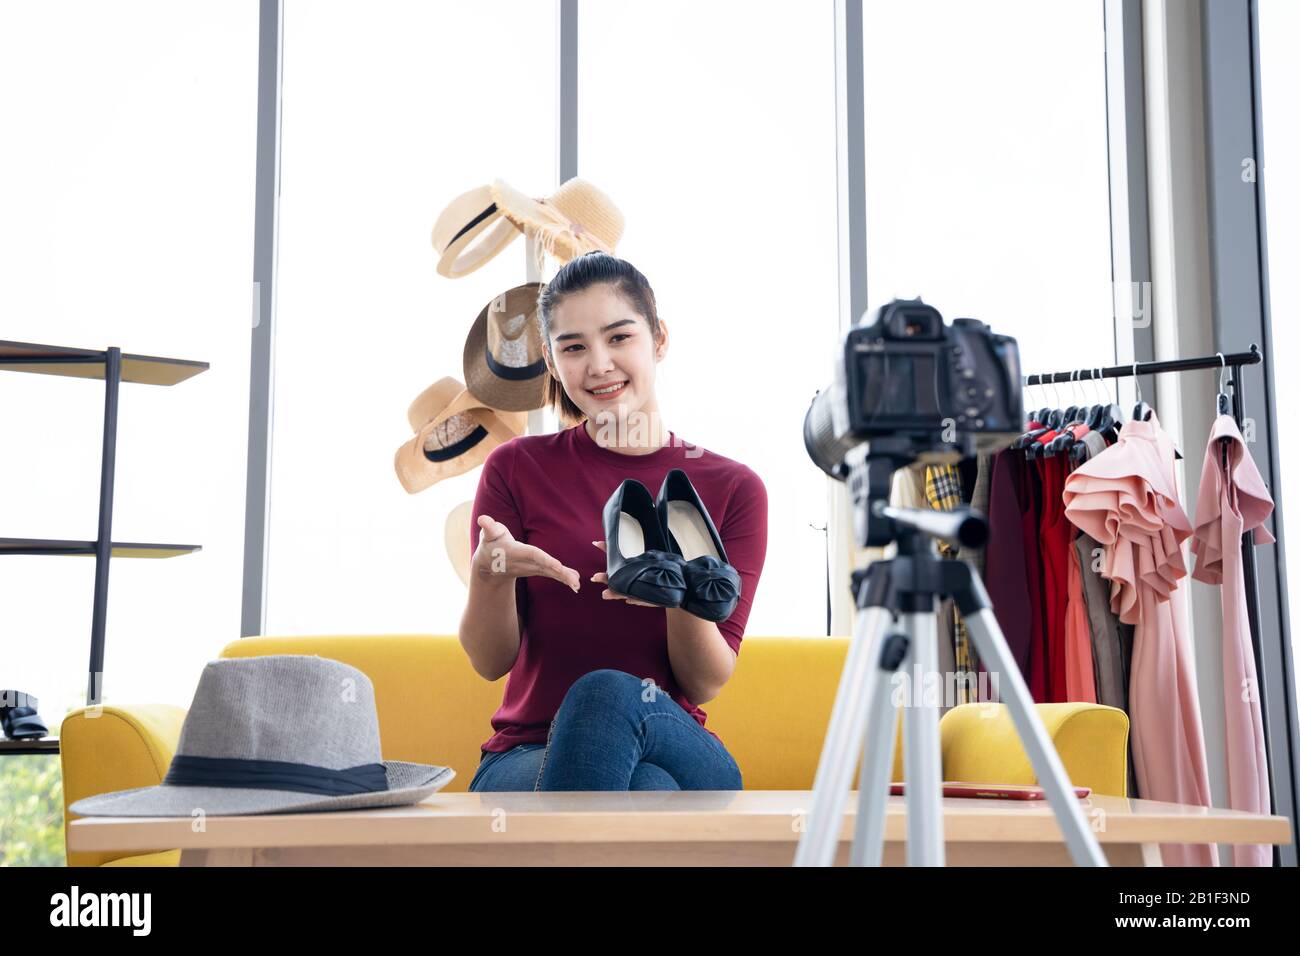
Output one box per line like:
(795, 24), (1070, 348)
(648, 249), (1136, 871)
(603, 478), (688, 609)
(655, 468), (742, 623)
(0, 689), (49, 740)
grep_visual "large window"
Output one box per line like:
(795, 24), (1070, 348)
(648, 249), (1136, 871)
(1258, 0), (1299, 695)
(0, 2), (1125, 701)
(0, 0), (258, 713)
(267, 0), (1118, 641)
(266, 0), (556, 635)
(863, 0), (1116, 380)
(579, 0), (839, 637)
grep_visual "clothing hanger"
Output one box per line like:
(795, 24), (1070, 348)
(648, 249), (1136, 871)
(1072, 368), (1109, 462)
(1044, 370), (1089, 458)
(1083, 366), (1105, 430)
(1217, 353), (1231, 469)
(1037, 374), (1059, 425)
(1101, 367), (1123, 437)
(1043, 376), (1066, 429)
(1016, 375), (1054, 448)
(1216, 352), (1232, 416)
(1129, 361), (1182, 458)
(1097, 367), (1125, 442)
(1132, 361), (1154, 422)
(1059, 370), (1080, 426)
(1034, 375), (1068, 456)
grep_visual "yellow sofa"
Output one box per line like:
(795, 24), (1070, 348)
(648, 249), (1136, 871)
(59, 634), (1130, 866)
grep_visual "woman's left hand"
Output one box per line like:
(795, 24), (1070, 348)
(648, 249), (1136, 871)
(590, 541), (663, 608)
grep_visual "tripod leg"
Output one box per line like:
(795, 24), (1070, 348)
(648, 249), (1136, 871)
(961, 601), (1108, 866)
(794, 604), (893, 866)
(849, 631), (907, 866)
(900, 608), (946, 866)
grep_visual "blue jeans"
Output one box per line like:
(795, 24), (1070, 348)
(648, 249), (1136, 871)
(468, 669), (743, 792)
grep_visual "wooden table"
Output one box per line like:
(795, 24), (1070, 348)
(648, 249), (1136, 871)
(66, 790), (1292, 866)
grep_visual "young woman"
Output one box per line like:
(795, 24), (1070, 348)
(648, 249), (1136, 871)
(461, 251), (768, 792)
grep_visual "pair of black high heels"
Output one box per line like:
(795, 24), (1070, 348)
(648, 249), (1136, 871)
(602, 468), (741, 623)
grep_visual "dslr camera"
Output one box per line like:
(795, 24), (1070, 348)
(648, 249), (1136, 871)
(804, 298), (1022, 480)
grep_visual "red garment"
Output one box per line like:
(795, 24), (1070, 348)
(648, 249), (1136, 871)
(470, 423), (769, 753)
(1038, 454), (1074, 702)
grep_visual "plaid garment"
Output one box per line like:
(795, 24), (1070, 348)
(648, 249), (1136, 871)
(924, 463), (980, 704)
(925, 464), (964, 512)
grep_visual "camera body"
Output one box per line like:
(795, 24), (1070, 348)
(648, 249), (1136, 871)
(804, 298), (1022, 479)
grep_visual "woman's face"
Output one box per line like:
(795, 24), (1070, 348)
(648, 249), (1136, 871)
(544, 282), (667, 427)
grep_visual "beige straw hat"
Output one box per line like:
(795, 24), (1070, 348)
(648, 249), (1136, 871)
(462, 282), (547, 412)
(444, 500), (474, 586)
(490, 177), (624, 263)
(431, 184), (524, 279)
(394, 377), (526, 493)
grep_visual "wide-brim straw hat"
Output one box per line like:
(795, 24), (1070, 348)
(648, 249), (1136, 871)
(490, 176), (623, 264)
(67, 656), (456, 817)
(431, 184), (524, 279)
(462, 282), (547, 412)
(444, 500), (473, 586)
(394, 377), (526, 493)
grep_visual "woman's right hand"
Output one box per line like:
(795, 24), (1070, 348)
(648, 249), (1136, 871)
(472, 514), (581, 593)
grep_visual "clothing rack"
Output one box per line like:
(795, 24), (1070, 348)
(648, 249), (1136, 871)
(1023, 344), (1262, 400)
(1023, 344), (1274, 830)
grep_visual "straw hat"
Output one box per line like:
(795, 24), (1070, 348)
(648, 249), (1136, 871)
(444, 501), (474, 586)
(490, 177), (624, 263)
(431, 184), (524, 279)
(462, 282), (547, 411)
(67, 656), (455, 817)
(394, 377), (525, 493)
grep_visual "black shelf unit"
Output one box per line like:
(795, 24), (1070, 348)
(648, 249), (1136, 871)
(1, 340), (208, 748)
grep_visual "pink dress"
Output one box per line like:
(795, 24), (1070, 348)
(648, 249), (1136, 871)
(1062, 413), (1218, 867)
(1190, 414), (1275, 867)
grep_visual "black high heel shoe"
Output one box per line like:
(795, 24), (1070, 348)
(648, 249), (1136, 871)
(655, 469), (742, 623)
(0, 689), (49, 740)
(602, 479), (688, 608)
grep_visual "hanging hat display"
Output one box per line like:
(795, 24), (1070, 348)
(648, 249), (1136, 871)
(432, 178), (623, 278)
(394, 377), (525, 493)
(431, 184), (524, 279)
(489, 176), (623, 264)
(462, 281), (547, 412)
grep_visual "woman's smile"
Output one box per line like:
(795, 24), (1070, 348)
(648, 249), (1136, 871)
(586, 380), (629, 401)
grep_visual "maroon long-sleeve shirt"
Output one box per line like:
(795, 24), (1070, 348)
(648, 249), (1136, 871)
(469, 422), (768, 753)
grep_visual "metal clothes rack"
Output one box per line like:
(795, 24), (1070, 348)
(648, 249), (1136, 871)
(1023, 344), (1275, 822)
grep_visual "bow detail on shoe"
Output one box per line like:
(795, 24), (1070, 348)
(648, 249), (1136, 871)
(626, 551), (688, 590)
(681, 556), (742, 621)
(609, 549), (688, 607)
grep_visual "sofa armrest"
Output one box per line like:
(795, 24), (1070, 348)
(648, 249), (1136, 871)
(60, 703), (188, 867)
(937, 702), (1131, 797)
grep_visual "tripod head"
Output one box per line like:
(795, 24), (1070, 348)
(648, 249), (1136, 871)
(844, 440), (988, 551)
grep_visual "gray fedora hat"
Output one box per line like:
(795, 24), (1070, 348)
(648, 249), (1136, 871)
(67, 655), (455, 817)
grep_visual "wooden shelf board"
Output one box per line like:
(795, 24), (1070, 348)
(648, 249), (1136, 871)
(0, 537), (201, 558)
(0, 340), (208, 386)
